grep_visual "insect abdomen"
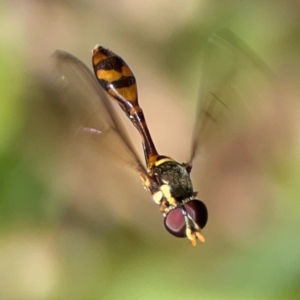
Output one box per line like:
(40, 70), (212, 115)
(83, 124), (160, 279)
(92, 45), (138, 104)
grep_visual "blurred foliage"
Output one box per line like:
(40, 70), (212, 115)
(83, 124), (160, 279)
(0, 1), (300, 300)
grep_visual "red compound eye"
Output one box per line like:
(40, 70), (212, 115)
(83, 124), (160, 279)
(163, 200), (208, 238)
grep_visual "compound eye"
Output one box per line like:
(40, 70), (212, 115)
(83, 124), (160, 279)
(164, 206), (186, 237)
(163, 200), (208, 238)
(185, 200), (208, 229)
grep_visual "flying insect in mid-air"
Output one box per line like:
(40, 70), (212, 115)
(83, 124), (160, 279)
(53, 30), (271, 246)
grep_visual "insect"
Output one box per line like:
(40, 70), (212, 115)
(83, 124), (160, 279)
(92, 45), (208, 245)
(53, 30), (271, 246)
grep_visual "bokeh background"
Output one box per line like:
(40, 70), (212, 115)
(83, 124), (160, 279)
(0, 1), (300, 299)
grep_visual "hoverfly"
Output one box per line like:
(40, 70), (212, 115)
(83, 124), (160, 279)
(53, 30), (271, 246)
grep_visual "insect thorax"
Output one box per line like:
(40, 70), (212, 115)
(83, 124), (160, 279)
(153, 160), (194, 202)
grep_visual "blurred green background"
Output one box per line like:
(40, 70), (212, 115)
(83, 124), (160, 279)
(0, 1), (300, 299)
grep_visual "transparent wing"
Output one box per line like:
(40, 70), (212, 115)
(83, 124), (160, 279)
(21, 51), (152, 232)
(52, 50), (146, 173)
(188, 29), (275, 166)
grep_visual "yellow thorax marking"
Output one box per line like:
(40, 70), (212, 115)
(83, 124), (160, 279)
(154, 157), (173, 167)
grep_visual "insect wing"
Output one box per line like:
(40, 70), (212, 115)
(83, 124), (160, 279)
(188, 29), (274, 165)
(53, 50), (146, 173)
